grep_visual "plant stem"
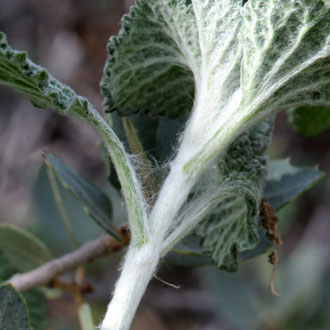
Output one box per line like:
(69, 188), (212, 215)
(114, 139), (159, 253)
(78, 303), (95, 330)
(100, 104), (253, 329)
(100, 244), (160, 330)
(9, 232), (129, 292)
(85, 107), (149, 246)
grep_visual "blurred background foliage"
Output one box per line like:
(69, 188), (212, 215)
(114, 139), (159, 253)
(0, 0), (329, 329)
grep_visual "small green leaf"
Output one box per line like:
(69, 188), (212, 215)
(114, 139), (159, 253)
(289, 106), (330, 137)
(264, 159), (324, 210)
(0, 284), (32, 330)
(0, 225), (52, 272)
(23, 290), (49, 330)
(43, 152), (119, 240)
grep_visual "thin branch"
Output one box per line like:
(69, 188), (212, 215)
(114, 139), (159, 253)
(9, 229), (130, 292)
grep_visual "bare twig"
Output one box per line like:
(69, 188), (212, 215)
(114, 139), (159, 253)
(9, 228), (130, 292)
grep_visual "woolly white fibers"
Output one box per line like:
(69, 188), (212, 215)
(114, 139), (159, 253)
(100, 244), (160, 330)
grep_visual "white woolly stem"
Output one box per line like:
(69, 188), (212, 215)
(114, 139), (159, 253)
(100, 244), (160, 330)
(99, 97), (253, 330)
(150, 165), (196, 239)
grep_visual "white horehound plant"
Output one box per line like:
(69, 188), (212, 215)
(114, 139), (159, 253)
(1, 0), (330, 329)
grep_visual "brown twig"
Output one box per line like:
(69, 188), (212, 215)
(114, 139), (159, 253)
(9, 228), (130, 292)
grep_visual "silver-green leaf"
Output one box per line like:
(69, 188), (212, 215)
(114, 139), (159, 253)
(102, 0), (198, 117)
(241, 0), (330, 116)
(102, 0), (242, 118)
(195, 119), (274, 271)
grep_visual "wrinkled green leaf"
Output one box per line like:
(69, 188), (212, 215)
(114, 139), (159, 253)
(0, 225), (52, 272)
(194, 119), (274, 271)
(0, 32), (91, 118)
(289, 106), (330, 137)
(102, 1), (197, 117)
(43, 152), (119, 240)
(102, 0), (242, 118)
(104, 0), (330, 126)
(174, 157), (324, 266)
(0, 284), (32, 330)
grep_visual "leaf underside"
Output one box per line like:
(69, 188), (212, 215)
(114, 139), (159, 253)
(263, 159), (325, 210)
(242, 0), (330, 115)
(43, 152), (118, 240)
(103, 0), (330, 121)
(101, 0), (197, 117)
(0, 0), (329, 279)
(195, 119), (274, 271)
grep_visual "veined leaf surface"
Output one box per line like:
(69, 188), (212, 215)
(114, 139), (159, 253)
(194, 119), (274, 271)
(102, 0), (241, 118)
(0, 284), (32, 330)
(174, 158), (324, 266)
(241, 0), (330, 116)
